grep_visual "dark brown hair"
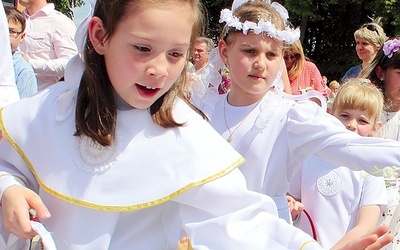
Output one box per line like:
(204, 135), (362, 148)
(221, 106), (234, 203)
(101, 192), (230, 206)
(360, 37), (400, 99)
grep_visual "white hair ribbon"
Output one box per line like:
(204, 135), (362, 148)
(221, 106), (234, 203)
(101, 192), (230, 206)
(57, 0), (97, 120)
(75, 0), (97, 55)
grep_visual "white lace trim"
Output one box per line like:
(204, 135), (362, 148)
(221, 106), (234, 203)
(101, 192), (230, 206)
(73, 135), (119, 174)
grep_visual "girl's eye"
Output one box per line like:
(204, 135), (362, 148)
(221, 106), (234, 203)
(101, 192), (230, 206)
(340, 114), (349, 119)
(134, 45), (150, 52)
(169, 52), (184, 58)
(244, 49), (256, 54)
(266, 52), (277, 58)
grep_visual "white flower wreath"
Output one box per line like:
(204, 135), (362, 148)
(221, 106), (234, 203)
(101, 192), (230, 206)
(219, 1), (300, 44)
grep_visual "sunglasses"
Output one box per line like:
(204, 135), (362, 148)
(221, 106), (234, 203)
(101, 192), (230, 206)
(283, 54), (297, 60)
(362, 24), (379, 36)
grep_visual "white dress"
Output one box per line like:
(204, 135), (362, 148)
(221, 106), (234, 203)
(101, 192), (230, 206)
(209, 90), (400, 222)
(289, 157), (387, 248)
(0, 67), (328, 249)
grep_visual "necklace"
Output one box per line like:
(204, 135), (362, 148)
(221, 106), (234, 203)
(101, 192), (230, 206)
(223, 97), (259, 143)
(385, 110), (391, 122)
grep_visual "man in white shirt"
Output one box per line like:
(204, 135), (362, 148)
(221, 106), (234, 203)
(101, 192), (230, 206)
(187, 37), (220, 114)
(19, 0), (78, 90)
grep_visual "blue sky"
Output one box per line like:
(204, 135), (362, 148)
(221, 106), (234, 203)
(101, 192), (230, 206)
(72, 0), (90, 27)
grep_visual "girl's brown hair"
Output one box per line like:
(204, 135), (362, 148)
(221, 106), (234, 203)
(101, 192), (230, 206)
(75, 0), (205, 146)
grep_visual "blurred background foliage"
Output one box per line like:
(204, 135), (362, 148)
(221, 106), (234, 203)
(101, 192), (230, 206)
(52, 0), (400, 81)
(52, 0), (84, 19)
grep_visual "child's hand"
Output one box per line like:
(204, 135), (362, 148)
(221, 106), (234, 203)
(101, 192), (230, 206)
(339, 224), (393, 250)
(286, 195), (304, 221)
(1, 185), (50, 239)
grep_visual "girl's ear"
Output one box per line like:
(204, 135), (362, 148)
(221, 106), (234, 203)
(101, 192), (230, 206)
(375, 66), (385, 81)
(88, 17), (107, 55)
(218, 39), (229, 66)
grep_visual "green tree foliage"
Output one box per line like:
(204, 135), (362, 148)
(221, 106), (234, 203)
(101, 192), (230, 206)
(202, 0), (400, 81)
(51, 0), (84, 19)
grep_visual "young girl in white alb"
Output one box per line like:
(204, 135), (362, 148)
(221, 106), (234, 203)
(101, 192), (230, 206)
(205, 0), (400, 225)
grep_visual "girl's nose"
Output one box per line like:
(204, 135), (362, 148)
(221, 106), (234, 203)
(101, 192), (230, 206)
(253, 56), (266, 70)
(146, 54), (168, 78)
(346, 120), (357, 132)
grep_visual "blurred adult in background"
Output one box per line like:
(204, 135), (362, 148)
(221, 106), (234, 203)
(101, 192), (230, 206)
(187, 37), (221, 114)
(328, 80), (340, 99)
(187, 36), (217, 96)
(341, 19), (387, 83)
(190, 37), (214, 73)
(284, 40), (326, 96)
(19, 0), (78, 91)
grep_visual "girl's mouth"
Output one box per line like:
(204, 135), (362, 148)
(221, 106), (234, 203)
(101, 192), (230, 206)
(136, 84), (160, 98)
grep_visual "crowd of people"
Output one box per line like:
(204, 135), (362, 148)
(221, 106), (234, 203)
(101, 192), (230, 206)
(0, 0), (400, 249)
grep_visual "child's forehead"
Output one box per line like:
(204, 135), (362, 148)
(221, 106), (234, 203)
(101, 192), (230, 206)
(235, 34), (283, 48)
(336, 107), (373, 116)
(8, 18), (22, 27)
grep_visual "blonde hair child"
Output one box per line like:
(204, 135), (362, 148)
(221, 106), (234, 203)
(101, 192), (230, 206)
(289, 79), (387, 248)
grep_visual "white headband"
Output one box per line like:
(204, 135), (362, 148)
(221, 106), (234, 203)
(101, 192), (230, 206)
(220, 0), (300, 44)
(75, 0), (97, 54)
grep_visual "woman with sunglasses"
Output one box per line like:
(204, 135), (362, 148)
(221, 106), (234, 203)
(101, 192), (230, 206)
(284, 39), (326, 95)
(341, 19), (387, 83)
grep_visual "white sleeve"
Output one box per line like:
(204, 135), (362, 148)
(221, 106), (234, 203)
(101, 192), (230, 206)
(175, 169), (324, 249)
(287, 100), (400, 176)
(0, 5), (20, 107)
(361, 175), (387, 207)
(0, 137), (38, 198)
